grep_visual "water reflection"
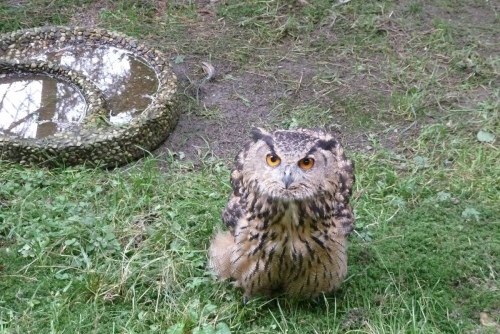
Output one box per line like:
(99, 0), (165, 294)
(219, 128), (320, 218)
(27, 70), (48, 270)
(0, 75), (86, 138)
(42, 46), (158, 125)
(0, 44), (159, 139)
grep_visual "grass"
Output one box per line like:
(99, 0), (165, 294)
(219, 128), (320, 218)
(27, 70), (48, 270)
(1, 0), (500, 333)
(2, 134), (498, 333)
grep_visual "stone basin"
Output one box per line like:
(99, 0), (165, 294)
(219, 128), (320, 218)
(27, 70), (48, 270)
(0, 26), (179, 168)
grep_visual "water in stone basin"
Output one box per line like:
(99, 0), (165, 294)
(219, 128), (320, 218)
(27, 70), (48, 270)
(0, 45), (159, 139)
(0, 74), (86, 139)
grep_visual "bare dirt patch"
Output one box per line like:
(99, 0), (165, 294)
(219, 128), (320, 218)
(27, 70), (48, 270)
(161, 67), (285, 161)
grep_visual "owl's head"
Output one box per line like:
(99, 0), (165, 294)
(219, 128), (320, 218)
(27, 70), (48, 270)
(238, 128), (354, 201)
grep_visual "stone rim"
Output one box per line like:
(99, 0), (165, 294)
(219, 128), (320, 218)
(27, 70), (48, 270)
(0, 26), (179, 168)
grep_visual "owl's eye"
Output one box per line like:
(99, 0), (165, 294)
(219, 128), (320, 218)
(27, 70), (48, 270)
(266, 154), (281, 167)
(298, 157), (315, 170)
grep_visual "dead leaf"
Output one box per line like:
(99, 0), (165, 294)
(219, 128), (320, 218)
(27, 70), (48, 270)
(479, 312), (498, 327)
(477, 130), (495, 143)
(201, 62), (216, 81)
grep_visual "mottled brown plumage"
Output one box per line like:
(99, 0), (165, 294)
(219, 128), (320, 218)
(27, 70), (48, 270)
(209, 128), (355, 302)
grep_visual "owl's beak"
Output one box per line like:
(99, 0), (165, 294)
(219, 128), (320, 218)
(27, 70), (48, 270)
(282, 168), (294, 189)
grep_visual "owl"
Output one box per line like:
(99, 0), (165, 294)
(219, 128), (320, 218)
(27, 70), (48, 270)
(208, 128), (355, 303)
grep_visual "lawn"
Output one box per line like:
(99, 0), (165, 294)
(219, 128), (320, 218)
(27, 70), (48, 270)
(1, 0), (499, 333)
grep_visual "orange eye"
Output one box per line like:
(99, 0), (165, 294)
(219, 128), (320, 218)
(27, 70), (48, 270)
(266, 154), (281, 167)
(298, 157), (315, 170)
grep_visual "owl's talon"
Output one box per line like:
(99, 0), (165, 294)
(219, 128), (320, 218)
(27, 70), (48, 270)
(311, 296), (325, 306)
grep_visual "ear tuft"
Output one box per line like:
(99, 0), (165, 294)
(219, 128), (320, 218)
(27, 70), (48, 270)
(251, 127), (275, 151)
(316, 138), (338, 152)
(251, 127), (270, 142)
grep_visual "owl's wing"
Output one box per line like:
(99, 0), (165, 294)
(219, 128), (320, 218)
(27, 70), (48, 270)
(221, 145), (249, 233)
(333, 150), (356, 236)
(333, 200), (355, 237)
(222, 193), (244, 233)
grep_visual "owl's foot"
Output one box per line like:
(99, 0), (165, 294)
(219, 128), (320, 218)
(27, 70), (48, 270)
(242, 295), (250, 305)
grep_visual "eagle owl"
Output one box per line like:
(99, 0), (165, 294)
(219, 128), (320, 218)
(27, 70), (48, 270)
(209, 128), (355, 303)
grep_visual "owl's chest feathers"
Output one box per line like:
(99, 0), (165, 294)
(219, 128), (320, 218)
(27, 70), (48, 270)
(234, 195), (335, 259)
(231, 194), (346, 297)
